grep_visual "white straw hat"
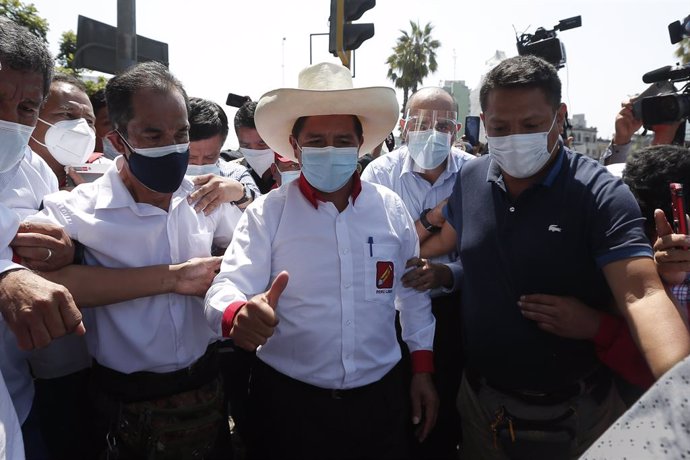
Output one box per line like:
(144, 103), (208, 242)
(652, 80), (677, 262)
(255, 62), (399, 160)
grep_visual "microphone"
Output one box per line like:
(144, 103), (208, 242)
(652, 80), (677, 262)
(643, 64), (690, 83)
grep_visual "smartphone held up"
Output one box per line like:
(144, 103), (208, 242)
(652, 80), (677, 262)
(670, 183), (688, 252)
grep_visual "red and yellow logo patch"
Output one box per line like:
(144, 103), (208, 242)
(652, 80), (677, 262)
(376, 261), (394, 291)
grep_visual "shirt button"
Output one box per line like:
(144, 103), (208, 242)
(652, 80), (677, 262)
(344, 283), (351, 288)
(509, 206), (516, 213)
(343, 248), (350, 254)
(346, 320), (352, 326)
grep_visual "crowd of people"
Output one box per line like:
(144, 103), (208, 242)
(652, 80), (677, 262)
(1, 15), (690, 460)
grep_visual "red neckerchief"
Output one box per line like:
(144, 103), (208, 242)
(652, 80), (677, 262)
(297, 171), (362, 209)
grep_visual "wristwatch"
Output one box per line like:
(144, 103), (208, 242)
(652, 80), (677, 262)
(232, 185), (253, 206)
(420, 208), (441, 233)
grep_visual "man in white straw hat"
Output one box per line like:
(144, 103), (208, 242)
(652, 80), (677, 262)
(205, 62), (438, 459)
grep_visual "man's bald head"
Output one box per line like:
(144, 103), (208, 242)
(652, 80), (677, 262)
(405, 87), (457, 114)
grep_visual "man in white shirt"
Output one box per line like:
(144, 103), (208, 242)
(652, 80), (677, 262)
(29, 61), (242, 459)
(361, 86), (474, 459)
(205, 62), (437, 460)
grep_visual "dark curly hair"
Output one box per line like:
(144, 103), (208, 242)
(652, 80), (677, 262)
(623, 144), (690, 239)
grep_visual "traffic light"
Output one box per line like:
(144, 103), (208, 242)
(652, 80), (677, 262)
(329, 0), (375, 68)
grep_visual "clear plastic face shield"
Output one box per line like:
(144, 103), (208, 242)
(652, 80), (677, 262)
(402, 109), (458, 171)
(402, 109), (458, 138)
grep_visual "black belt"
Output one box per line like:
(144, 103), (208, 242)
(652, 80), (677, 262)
(253, 358), (401, 400)
(91, 342), (220, 403)
(465, 366), (612, 406)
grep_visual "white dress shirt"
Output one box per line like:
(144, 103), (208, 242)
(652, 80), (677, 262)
(206, 179), (435, 389)
(0, 147), (58, 424)
(361, 146), (474, 295)
(0, 204), (20, 274)
(30, 158), (242, 374)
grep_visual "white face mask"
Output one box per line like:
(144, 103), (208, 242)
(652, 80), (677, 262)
(186, 162), (222, 176)
(486, 114), (559, 179)
(34, 118), (96, 166)
(0, 119), (34, 173)
(406, 129), (452, 170)
(240, 147), (273, 177)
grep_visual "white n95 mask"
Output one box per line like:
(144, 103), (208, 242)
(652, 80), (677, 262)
(240, 147), (273, 177)
(35, 118), (96, 166)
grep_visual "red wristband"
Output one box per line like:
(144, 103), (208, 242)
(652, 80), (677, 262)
(411, 350), (434, 373)
(221, 301), (247, 338)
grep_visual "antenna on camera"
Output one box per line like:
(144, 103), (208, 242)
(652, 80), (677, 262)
(516, 15), (582, 69)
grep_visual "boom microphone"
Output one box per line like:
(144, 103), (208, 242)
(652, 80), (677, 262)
(643, 64), (690, 83)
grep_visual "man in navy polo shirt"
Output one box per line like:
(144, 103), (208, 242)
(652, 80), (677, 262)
(431, 55), (690, 459)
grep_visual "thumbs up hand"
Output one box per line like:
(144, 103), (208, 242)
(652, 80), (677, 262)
(229, 271), (289, 351)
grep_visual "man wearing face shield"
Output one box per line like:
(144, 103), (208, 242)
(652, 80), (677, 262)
(361, 87), (474, 459)
(28, 73), (112, 189)
(26, 61), (242, 458)
(206, 62), (438, 459)
(423, 55), (690, 459)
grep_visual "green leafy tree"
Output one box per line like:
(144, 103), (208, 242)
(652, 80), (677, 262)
(55, 28), (109, 95)
(83, 76), (108, 97)
(56, 29), (77, 69)
(675, 37), (690, 65)
(386, 21), (441, 113)
(0, 0), (48, 42)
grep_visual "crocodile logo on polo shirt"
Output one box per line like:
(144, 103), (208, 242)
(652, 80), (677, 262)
(548, 224), (562, 233)
(376, 261), (394, 292)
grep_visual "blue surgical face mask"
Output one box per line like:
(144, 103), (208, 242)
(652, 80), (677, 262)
(406, 129), (452, 170)
(102, 136), (121, 160)
(118, 131), (190, 193)
(298, 144), (358, 193)
(186, 162), (221, 177)
(0, 119), (34, 173)
(279, 169), (301, 185)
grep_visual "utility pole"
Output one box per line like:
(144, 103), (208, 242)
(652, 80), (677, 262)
(282, 37), (286, 86)
(116, 0), (137, 73)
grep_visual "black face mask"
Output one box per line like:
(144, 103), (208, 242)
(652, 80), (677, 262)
(126, 150), (189, 193)
(118, 132), (190, 193)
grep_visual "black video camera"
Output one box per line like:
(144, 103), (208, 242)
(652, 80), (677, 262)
(637, 15), (690, 127)
(516, 16), (582, 69)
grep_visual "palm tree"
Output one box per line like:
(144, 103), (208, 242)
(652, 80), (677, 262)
(386, 21), (441, 113)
